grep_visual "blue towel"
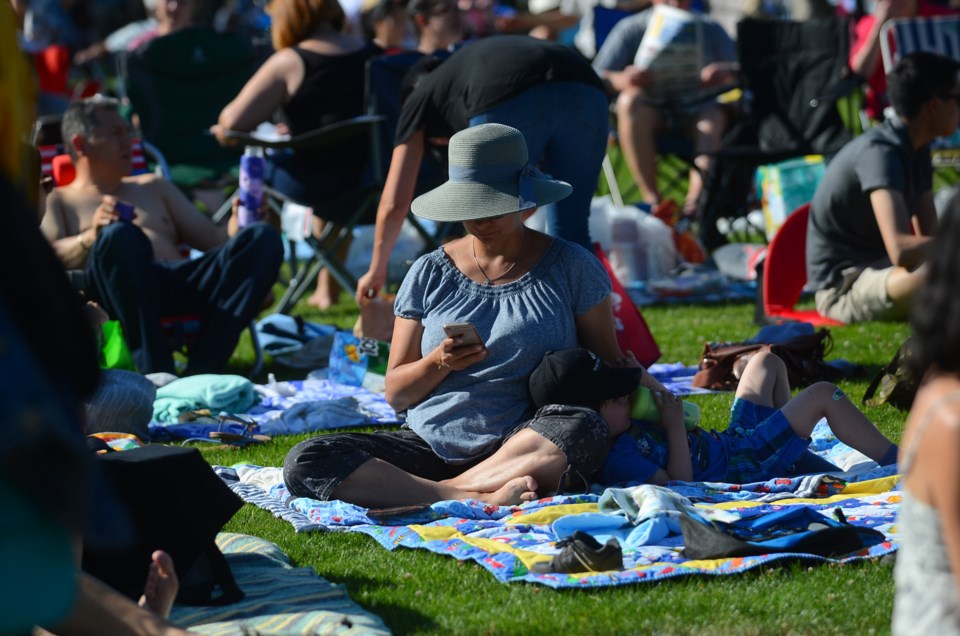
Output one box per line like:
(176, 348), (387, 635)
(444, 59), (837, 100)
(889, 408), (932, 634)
(152, 374), (257, 423)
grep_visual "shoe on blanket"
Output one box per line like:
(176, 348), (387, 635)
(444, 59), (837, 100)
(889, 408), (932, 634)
(530, 531), (623, 574)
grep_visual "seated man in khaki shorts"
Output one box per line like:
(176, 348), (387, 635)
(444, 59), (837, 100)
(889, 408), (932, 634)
(806, 52), (959, 323)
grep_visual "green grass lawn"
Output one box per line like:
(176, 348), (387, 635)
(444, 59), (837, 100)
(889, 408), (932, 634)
(205, 289), (909, 636)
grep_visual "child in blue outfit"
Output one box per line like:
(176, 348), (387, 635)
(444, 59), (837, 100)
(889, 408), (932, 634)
(530, 349), (900, 486)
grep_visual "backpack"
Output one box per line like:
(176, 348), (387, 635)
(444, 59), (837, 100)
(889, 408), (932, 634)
(82, 445), (244, 606)
(862, 337), (918, 411)
(680, 507), (886, 559)
(692, 329), (833, 391)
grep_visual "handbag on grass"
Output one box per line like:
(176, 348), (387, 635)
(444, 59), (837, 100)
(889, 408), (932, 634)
(82, 445), (244, 606)
(692, 329), (833, 391)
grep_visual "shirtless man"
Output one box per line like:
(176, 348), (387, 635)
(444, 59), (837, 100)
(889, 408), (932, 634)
(40, 95), (283, 375)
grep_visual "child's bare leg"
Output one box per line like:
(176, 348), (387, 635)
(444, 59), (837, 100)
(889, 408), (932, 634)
(735, 350), (791, 408)
(139, 550), (178, 619)
(781, 382), (897, 463)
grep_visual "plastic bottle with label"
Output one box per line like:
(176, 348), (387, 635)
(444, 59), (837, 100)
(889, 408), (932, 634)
(237, 146), (265, 227)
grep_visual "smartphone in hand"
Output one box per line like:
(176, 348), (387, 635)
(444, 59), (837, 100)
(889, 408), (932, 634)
(443, 322), (484, 347)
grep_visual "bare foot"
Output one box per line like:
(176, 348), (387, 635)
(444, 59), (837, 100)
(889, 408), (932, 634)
(306, 290), (335, 310)
(475, 476), (538, 506)
(139, 550), (178, 619)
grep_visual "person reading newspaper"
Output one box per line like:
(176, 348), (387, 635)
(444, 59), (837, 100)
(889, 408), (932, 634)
(593, 0), (737, 219)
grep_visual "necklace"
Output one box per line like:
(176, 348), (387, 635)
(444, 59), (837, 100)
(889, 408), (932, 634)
(472, 229), (527, 286)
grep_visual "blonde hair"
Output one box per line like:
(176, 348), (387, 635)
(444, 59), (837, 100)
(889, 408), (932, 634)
(269, 0), (346, 49)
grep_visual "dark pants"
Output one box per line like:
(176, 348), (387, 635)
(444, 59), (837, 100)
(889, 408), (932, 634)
(85, 222), (283, 374)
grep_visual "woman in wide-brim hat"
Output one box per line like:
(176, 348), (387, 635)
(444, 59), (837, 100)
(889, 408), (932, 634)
(283, 123), (666, 509)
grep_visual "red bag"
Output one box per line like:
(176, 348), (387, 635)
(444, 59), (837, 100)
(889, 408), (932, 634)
(595, 243), (661, 367)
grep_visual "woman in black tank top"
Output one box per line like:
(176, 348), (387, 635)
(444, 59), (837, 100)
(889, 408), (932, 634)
(215, 0), (382, 307)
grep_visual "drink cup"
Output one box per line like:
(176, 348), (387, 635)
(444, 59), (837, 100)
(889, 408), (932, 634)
(630, 386), (700, 430)
(115, 201), (135, 222)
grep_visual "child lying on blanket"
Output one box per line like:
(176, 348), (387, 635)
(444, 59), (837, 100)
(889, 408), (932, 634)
(529, 349), (900, 486)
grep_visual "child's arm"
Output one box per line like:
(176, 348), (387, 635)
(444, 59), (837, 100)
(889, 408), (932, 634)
(657, 392), (693, 483)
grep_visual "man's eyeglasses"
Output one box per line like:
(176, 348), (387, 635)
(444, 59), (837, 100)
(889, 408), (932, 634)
(41, 176), (55, 194)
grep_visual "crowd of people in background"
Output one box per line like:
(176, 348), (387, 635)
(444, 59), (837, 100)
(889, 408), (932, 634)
(8, 0), (960, 632)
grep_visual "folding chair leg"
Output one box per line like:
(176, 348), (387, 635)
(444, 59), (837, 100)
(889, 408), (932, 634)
(246, 320), (263, 377)
(276, 253), (320, 314)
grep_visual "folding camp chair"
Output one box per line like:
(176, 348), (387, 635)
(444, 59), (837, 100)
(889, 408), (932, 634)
(118, 27), (261, 193)
(757, 203), (843, 327)
(697, 17), (862, 249)
(213, 116), (387, 314)
(879, 15), (960, 73)
(593, 5), (738, 212)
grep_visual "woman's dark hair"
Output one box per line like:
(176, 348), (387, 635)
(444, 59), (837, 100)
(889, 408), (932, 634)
(910, 197), (960, 379)
(399, 54), (446, 104)
(888, 51), (960, 119)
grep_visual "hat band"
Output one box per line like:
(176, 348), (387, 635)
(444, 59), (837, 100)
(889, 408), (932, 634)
(448, 163), (548, 210)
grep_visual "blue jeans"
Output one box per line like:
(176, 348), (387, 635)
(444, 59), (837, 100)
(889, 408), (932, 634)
(469, 81), (609, 251)
(86, 222), (283, 374)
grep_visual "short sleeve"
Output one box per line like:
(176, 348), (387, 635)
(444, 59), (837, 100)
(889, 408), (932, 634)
(597, 433), (661, 485)
(854, 144), (905, 195)
(395, 87), (432, 146)
(593, 13), (647, 72)
(393, 252), (437, 320)
(563, 244), (611, 317)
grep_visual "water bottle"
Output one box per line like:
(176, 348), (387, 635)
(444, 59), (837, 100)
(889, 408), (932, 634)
(607, 215), (646, 284)
(630, 386), (701, 430)
(238, 145), (265, 228)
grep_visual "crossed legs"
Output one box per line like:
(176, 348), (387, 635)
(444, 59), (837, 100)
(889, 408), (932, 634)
(737, 351), (897, 465)
(331, 428), (572, 508)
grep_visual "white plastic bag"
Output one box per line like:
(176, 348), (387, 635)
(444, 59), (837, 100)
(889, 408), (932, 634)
(588, 195), (678, 285)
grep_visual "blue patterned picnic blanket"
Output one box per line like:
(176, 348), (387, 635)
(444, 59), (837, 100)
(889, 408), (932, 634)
(148, 378), (399, 441)
(215, 422), (899, 589)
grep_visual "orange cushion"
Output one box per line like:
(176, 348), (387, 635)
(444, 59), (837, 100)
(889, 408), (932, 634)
(51, 154), (76, 186)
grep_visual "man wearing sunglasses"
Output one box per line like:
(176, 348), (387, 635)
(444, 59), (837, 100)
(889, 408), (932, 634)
(806, 51), (960, 324)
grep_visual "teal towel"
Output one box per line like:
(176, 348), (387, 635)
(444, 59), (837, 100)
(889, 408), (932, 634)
(152, 374), (257, 423)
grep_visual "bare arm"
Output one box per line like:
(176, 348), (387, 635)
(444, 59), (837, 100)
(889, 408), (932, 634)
(383, 315), (486, 411)
(599, 66), (652, 95)
(575, 297), (666, 392)
(214, 49), (299, 144)
(870, 188), (935, 269)
(355, 130), (426, 303)
(644, 397), (693, 485)
(849, 10), (886, 80)
(158, 179), (228, 250)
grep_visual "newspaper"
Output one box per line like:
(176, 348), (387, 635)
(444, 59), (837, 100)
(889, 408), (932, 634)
(633, 4), (705, 100)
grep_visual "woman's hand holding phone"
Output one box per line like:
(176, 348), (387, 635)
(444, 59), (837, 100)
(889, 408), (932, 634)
(434, 322), (487, 371)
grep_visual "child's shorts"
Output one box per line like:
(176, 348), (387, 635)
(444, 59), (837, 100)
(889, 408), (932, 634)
(719, 398), (810, 484)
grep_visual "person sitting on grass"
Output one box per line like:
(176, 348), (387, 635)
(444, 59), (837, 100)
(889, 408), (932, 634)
(284, 124), (664, 509)
(530, 348), (900, 486)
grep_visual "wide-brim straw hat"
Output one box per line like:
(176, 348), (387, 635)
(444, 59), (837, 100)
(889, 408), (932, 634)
(410, 123), (572, 222)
